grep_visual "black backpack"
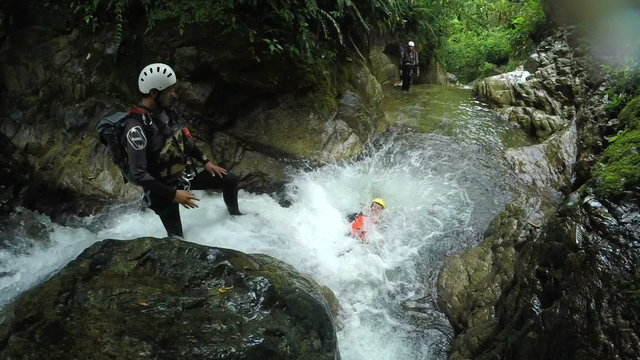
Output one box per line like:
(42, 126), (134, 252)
(96, 109), (148, 183)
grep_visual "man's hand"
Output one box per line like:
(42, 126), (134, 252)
(174, 190), (200, 209)
(204, 161), (227, 178)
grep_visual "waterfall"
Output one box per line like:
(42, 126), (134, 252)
(0, 85), (530, 359)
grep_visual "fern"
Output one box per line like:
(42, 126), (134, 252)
(74, 0), (128, 56)
(345, 0), (371, 34)
(319, 9), (343, 45)
(112, 0), (125, 55)
(73, 0), (443, 70)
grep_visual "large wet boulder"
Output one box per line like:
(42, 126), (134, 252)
(421, 56), (450, 85)
(505, 120), (578, 196)
(437, 199), (542, 359)
(0, 125), (112, 222)
(0, 238), (340, 359)
(369, 45), (399, 85)
(492, 192), (640, 360)
(227, 66), (387, 164)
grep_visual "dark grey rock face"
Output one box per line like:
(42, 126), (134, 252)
(0, 238), (341, 360)
(0, 132), (30, 217)
(439, 193), (640, 360)
(483, 194), (640, 360)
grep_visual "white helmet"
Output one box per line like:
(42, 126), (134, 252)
(408, 41), (415, 47)
(138, 63), (177, 94)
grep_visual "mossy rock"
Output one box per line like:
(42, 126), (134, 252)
(437, 200), (530, 358)
(619, 97), (640, 130)
(593, 96), (640, 197)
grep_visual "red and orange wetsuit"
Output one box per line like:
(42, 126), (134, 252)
(350, 214), (379, 240)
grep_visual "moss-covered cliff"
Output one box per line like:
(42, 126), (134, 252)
(0, 0), (406, 218)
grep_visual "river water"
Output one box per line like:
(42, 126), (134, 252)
(0, 84), (532, 359)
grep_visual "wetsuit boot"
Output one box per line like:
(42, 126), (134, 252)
(222, 172), (245, 216)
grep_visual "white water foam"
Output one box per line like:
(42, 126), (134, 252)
(0, 131), (510, 359)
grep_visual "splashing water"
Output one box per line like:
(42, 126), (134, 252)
(0, 85), (527, 359)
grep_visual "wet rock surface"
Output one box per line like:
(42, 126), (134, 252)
(0, 238), (340, 360)
(439, 26), (640, 360)
(0, 132), (31, 217)
(474, 29), (603, 141)
(505, 120), (577, 200)
(439, 191), (640, 360)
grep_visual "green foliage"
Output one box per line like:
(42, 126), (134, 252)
(440, 0), (546, 83)
(603, 60), (640, 115)
(593, 97), (640, 197)
(442, 27), (513, 82)
(594, 50), (640, 198)
(391, 2), (448, 51)
(70, 0), (551, 86)
(592, 129), (640, 196)
(72, 0), (130, 53)
(72, 0), (104, 31)
(71, 0), (427, 71)
(619, 96), (640, 129)
(510, 0), (546, 56)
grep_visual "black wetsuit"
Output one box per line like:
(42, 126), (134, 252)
(401, 49), (419, 91)
(124, 108), (241, 237)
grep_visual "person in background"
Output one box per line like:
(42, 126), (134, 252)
(347, 198), (386, 243)
(400, 41), (419, 91)
(124, 63), (244, 238)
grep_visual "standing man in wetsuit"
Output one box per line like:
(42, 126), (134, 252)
(124, 63), (244, 238)
(400, 41), (419, 91)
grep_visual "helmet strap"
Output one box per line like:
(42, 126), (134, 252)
(142, 113), (152, 126)
(130, 106), (153, 126)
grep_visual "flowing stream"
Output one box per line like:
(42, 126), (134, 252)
(0, 84), (532, 359)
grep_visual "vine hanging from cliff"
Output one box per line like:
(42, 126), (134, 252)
(72, 0), (131, 56)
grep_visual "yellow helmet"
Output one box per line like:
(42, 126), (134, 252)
(371, 198), (386, 209)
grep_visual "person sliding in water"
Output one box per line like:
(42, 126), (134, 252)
(347, 198), (386, 243)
